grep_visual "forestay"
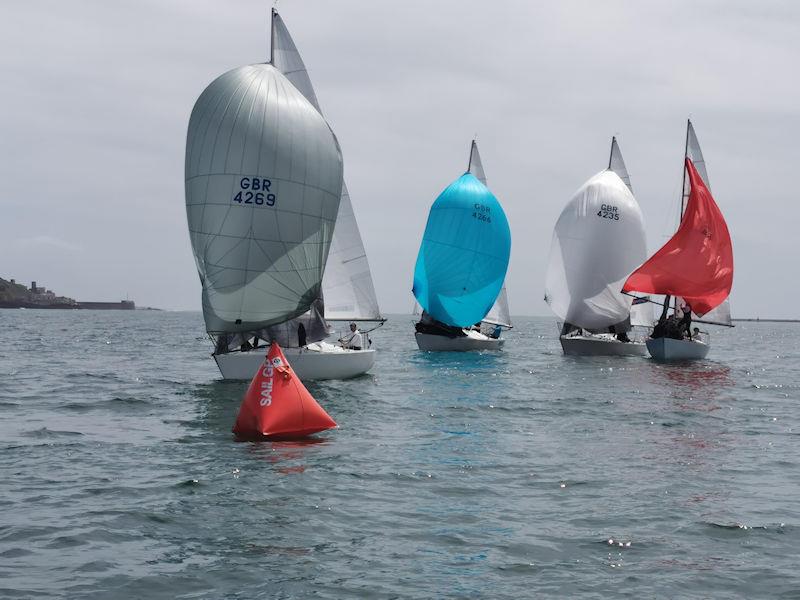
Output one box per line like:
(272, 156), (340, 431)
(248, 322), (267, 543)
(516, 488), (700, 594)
(413, 173), (511, 328)
(185, 64), (343, 334)
(271, 10), (382, 322)
(545, 170), (647, 330)
(469, 140), (512, 328)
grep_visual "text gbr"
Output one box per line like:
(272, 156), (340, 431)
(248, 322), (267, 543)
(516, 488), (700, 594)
(232, 177), (277, 206)
(597, 204), (619, 221)
(473, 203), (491, 223)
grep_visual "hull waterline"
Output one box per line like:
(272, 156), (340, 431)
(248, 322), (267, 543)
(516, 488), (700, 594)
(645, 337), (710, 361)
(415, 332), (504, 352)
(560, 335), (647, 357)
(214, 346), (375, 380)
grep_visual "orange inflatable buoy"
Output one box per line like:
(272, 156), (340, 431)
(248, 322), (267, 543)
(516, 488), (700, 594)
(233, 342), (337, 439)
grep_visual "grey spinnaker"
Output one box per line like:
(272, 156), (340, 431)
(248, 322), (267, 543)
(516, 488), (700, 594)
(185, 63), (343, 335)
(271, 9), (383, 323)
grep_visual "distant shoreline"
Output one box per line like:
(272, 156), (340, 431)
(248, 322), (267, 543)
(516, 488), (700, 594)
(732, 318), (800, 323)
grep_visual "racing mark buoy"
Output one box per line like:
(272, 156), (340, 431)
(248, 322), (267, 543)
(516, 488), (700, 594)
(233, 342), (337, 439)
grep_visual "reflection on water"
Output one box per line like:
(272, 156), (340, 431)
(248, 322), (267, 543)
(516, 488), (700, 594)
(412, 348), (505, 374)
(241, 438), (332, 475)
(647, 361), (734, 402)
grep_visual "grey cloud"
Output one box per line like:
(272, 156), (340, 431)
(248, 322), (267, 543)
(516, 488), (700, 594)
(1, 0), (797, 317)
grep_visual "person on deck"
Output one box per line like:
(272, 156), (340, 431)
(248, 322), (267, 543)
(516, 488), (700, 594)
(665, 314), (683, 340)
(651, 295), (671, 339)
(680, 303), (693, 340)
(339, 323), (363, 350)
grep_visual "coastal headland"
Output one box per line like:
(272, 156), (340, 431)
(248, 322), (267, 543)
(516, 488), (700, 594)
(0, 277), (135, 310)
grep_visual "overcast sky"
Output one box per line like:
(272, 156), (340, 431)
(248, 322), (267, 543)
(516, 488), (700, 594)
(1, 0), (798, 317)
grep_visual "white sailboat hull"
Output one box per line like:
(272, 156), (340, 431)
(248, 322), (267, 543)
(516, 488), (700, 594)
(560, 334), (647, 357)
(415, 332), (504, 352)
(214, 344), (375, 380)
(645, 337), (710, 361)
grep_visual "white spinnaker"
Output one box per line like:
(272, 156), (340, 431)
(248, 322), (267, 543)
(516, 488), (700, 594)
(684, 121), (732, 326)
(271, 10), (382, 321)
(544, 170), (647, 330)
(185, 64), (343, 334)
(609, 136), (632, 193)
(629, 298), (654, 327)
(469, 139), (511, 327)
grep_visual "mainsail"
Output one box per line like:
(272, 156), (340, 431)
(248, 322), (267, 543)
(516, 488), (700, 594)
(413, 173), (511, 328)
(468, 140), (512, 328)
(544, 139), (647, 330)
(609, 136), (632, 193)
(271, 9), (382, 322)
(185, 64), (343, 334)
(622, 157), (733, 316)
(482, 287), (512, 328)
(610, 138), (653, 326)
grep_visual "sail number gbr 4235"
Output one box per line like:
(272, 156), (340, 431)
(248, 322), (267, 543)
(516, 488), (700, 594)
(232, 177), (276, 206)
(597, 204), (619, 221)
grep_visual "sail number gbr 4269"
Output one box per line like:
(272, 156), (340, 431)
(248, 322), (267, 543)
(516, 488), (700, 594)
(597, 204), (619, 221)
(232, 177), (276, 206)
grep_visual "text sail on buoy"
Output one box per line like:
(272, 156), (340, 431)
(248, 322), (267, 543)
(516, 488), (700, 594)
(233, 343), (337, 440)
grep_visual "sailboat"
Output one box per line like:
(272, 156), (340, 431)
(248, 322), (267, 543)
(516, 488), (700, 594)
(622, 120), (733, 360)
(186, 10), (380, 381)
(544, 137), (650, 356)
(412, 140), (511, 352)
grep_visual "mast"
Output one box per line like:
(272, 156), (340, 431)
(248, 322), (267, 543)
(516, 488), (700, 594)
(608, 136), (616, 169)
(269, 7), (277, 64)
(666, 121), (691, 315)
(679, 119), (690, 220)
(467, 139), (476, 173)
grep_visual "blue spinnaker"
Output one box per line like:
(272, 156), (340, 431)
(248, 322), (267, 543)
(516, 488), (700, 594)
(412, 173), (511, 327)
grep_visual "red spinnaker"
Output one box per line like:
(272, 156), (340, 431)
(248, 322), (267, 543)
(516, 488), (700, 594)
(622, 158), (733, 315)
(233, 342), (337, 439)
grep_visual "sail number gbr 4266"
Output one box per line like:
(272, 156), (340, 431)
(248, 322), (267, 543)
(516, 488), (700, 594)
(472, 203), (491, 223)
(232, 177), (276, 206)
(597, 204), (619, 221)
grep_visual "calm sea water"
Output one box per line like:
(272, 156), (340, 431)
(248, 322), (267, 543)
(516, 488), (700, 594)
(1, 310), (799, 599)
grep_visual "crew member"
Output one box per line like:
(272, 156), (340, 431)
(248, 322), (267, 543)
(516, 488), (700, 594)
(339, 322), (363, 350)
(680, 303), (693, 339)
